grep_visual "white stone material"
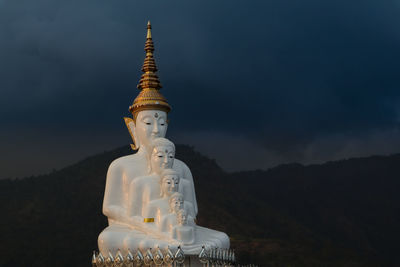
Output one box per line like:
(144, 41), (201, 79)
(98, 110), (230, 256)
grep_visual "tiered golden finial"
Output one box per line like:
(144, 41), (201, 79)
(129, 21), (171, 121)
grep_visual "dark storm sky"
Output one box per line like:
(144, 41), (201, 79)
(1, 0), (400, 178)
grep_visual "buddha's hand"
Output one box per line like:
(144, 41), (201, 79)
(128, 216), (143, 227)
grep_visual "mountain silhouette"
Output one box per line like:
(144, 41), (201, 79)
(1, 145), (399, 266)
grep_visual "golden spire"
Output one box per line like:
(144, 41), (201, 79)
(146, 20), (152, 39)
(129, 21), (171, 121)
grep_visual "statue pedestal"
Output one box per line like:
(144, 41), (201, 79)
(184, 256), (204, 267)
(91, 247), (235, 266)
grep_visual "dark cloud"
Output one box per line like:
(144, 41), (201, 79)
(1, 0), (400, 177)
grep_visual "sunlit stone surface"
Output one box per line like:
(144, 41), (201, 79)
(97, 22), (230, 261)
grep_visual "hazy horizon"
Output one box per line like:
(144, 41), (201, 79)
(3, 138), (400, 180)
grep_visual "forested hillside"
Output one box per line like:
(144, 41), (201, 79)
(1, 145), (399, 266)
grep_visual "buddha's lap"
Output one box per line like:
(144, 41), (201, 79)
(98, 224), (140, 249)
(98, 224), (229, 255)
(195, 226), (230, 248)
(98, 224), (172, 253)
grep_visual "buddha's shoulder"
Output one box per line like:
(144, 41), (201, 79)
(173, 159), (190, 170)
(108, 153), (144, 171)
(173, 159), (194, 181)
(148, 198), (163, 206)
(132, 174), (158, 184)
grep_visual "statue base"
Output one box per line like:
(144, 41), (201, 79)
(98, 224), (230, 257)
(91, 247), (236, 267)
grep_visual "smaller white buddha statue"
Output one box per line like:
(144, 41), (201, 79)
(159, 192), (195, 234)
(173, 209), (195, 245)
(144, 171), (196, 225)
(168, 192), (195, 225)
(127, 137), (175, 221)
(143, 169), (180, 224)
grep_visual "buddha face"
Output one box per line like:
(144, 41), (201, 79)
(150, 145), (175, 175)
(170, 195), (184, 213)
(161, 175), (179, 197)
(135, 110), (168, 149)
(177, 210), (187, 226)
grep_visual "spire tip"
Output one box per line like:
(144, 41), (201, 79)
(146, 21), (152, 39)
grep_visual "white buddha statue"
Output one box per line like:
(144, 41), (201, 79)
(98, 22), (229, 257)
(173, 209), (195, 245)
(142, 169), (180, 225)
(158, 192), (196, 239)
(127, 138), (176, 220)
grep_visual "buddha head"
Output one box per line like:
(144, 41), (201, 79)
(169, 192), (184, 213)
(176, 209), (188, 226)
(150, 138), (175, 175)
(124, 22), (171, 153)
(160, 169), (180, 197)
(124, 110), (168, 152)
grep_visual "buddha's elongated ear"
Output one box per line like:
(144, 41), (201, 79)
(124, 117), (139, 150)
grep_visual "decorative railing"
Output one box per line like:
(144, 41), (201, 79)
(91, 246), (258, 267)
